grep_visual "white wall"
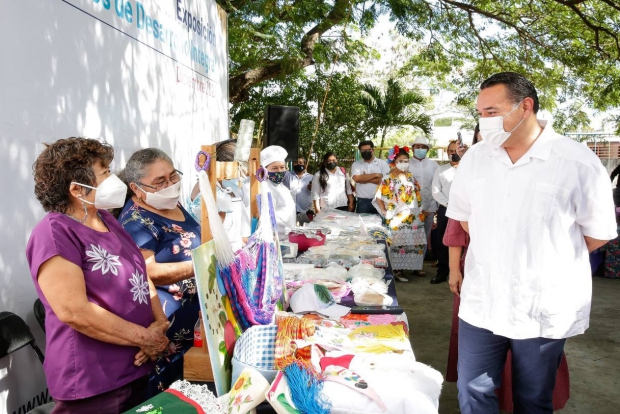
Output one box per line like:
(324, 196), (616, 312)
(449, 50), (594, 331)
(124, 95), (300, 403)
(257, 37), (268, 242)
(0, 0), (228, 411)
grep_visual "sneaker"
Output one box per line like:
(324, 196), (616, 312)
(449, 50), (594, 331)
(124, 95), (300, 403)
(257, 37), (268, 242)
(395, 275), (409, 282)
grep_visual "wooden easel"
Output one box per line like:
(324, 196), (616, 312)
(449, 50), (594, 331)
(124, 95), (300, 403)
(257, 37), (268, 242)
(249, 147), (261, 219)
(183, 145), (260, 382)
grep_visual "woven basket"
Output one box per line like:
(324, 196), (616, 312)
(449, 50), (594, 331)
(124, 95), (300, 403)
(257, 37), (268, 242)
(231, 324), (279, 387)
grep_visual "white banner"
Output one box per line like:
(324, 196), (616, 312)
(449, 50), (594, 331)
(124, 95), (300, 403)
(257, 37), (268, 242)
(0, 0), (228, 412)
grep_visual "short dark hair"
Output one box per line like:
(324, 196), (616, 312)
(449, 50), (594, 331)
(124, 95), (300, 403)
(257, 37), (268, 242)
(480, 72), (539, 113)
(472, 123), (480, 145)
(358, 140), (375, 150)
(33, 137), (114, 213)
(216, 139), (237, 161)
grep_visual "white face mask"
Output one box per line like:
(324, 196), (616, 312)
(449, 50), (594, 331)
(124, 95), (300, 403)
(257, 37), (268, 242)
(396, 161), (410, 172)
(138, 180), (182, 210)
(479, 101), (525, 148)
(72, 174), (127, 209)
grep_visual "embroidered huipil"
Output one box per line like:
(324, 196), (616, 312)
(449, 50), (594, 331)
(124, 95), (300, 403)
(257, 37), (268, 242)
(26, 211), (153, 400)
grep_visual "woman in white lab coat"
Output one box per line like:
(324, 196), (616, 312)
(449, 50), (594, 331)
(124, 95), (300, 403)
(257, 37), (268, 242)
(260, 145), (297, 240)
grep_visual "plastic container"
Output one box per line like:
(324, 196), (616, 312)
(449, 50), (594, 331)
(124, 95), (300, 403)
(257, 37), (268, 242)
(193, 311), (203, 348)
(288, 230), (326, 252)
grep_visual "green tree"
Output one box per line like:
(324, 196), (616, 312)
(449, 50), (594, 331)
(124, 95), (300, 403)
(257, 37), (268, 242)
(360, 78), (432, 157)
(229, 68), (370, 171)
(552, 102), (592, 135)
(216, 0), (620, 113)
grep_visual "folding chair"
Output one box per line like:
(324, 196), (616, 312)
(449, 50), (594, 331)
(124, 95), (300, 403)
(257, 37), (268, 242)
(0, 311), (54, 413)
(33, 299), (46, 333)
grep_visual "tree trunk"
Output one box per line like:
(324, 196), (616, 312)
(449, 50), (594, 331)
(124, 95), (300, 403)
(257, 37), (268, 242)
(378, 126), (388, 159)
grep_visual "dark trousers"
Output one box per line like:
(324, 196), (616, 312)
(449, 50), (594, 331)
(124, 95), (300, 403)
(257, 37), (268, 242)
(433, 205), (449, 277)
(457, 319), (565, 414)
(356, 197), (379, 214)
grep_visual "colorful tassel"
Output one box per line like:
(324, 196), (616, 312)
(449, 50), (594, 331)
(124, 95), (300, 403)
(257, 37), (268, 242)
(283, 361), (331, 414)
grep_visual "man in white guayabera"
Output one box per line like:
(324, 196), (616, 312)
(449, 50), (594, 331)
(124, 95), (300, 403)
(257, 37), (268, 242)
(447, 72), (617, 414)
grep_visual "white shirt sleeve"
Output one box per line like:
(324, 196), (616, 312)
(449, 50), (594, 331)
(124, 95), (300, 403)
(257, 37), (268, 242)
(283, 171), (294, 190)
(345, 172), (353, 195)
(431, 167), (449, 207)
(381, 160), (390, 175)
(311, 174), (321, 201)
(446, 160), (471, 221)
(575, 162), (618, 240)
(351, 162), (362, 180)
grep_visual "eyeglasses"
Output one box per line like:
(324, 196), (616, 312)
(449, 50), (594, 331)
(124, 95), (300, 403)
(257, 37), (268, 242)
(139, 170), (183, 191)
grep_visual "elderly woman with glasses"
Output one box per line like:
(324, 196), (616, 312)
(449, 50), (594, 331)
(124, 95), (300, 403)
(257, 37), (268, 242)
(117, 148), (201, 396)
(26, 138), (169, 413)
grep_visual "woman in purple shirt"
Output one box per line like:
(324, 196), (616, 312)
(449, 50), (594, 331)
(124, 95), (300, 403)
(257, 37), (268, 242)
(26, 137), (169, 413)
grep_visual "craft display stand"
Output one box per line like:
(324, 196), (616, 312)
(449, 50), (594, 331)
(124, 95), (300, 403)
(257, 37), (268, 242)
(183, 145), (261, 382)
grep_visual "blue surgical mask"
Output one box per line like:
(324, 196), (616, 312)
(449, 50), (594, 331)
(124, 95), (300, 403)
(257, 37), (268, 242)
(414, 148), (428, 159)
(268, 171), (286, 185)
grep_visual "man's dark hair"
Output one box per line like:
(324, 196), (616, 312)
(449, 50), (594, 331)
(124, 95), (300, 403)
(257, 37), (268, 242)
(480, 72), (539, 114)
(358, 140), (375, 150)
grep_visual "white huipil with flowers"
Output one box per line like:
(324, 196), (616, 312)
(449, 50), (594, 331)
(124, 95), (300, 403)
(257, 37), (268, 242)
(375, 170), (426, 270)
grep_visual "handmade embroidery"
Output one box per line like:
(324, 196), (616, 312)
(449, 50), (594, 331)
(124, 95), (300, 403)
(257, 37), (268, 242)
(86, 244), (122, 275)
(129, 270), (149, 304)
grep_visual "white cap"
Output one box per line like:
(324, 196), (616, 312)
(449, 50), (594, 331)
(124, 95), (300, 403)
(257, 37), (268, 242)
(260, 145), (288, 167)
(289, 283), (350, 318)
(412, 136), (430, 148)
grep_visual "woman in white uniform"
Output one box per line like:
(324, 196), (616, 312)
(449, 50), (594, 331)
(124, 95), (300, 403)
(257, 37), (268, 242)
(260, 145), (296, 240)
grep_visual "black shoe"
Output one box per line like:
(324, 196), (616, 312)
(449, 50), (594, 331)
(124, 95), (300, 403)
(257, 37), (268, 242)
(430, 275), (447, 284)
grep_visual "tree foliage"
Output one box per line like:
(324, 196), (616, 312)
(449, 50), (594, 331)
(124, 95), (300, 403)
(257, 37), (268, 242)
(360, 78), (432, 157)
(230, 68), (370, 171)
(217, 0), (620, 114)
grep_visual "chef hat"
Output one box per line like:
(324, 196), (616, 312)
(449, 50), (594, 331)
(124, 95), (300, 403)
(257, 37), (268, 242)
(260, 145), (288, 167)
(411, 136), (430, 148)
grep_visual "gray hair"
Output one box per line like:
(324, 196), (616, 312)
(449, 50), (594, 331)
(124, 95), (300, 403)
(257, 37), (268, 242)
(119, 148), (173, 195)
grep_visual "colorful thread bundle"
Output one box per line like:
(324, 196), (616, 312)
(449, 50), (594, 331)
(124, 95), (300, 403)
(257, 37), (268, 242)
(283, 360), (331, 414)
(274, 316), (316, 369)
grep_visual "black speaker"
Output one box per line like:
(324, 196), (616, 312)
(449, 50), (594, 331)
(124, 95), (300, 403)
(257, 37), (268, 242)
(265, 105), (299, 161)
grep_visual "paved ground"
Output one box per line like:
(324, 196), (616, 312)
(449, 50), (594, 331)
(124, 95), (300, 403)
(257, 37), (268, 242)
(398, 263), (620, 414)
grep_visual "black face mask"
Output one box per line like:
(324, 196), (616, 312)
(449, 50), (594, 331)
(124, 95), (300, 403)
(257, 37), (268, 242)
(293, 165), (305, 173)
(326, 162), (338, 170)
(361, 151), (373, 161)
(451, 153), (461, 162)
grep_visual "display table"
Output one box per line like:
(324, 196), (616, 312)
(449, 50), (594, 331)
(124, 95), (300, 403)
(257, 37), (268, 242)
(339, 240), (399, 308)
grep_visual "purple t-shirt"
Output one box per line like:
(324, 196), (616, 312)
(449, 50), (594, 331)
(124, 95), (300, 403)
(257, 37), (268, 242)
(26, 211), (154, 400)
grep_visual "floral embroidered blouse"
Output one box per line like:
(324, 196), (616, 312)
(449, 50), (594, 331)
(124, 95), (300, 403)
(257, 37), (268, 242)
(26, 211), (153, 400)
(118, 200), (201, 317)
(375, 171), (425, 230)
(118, 200), (203, 394)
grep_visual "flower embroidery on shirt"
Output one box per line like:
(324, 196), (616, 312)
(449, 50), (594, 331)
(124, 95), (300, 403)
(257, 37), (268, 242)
(86, 244), (122, 275)
(129, 270), (149, 304)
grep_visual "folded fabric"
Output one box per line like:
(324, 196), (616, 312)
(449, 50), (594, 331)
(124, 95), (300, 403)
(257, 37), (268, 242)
(123, 381), (225, 414)
(322, 353), (443, 414)
(348, 324), (409, 354)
